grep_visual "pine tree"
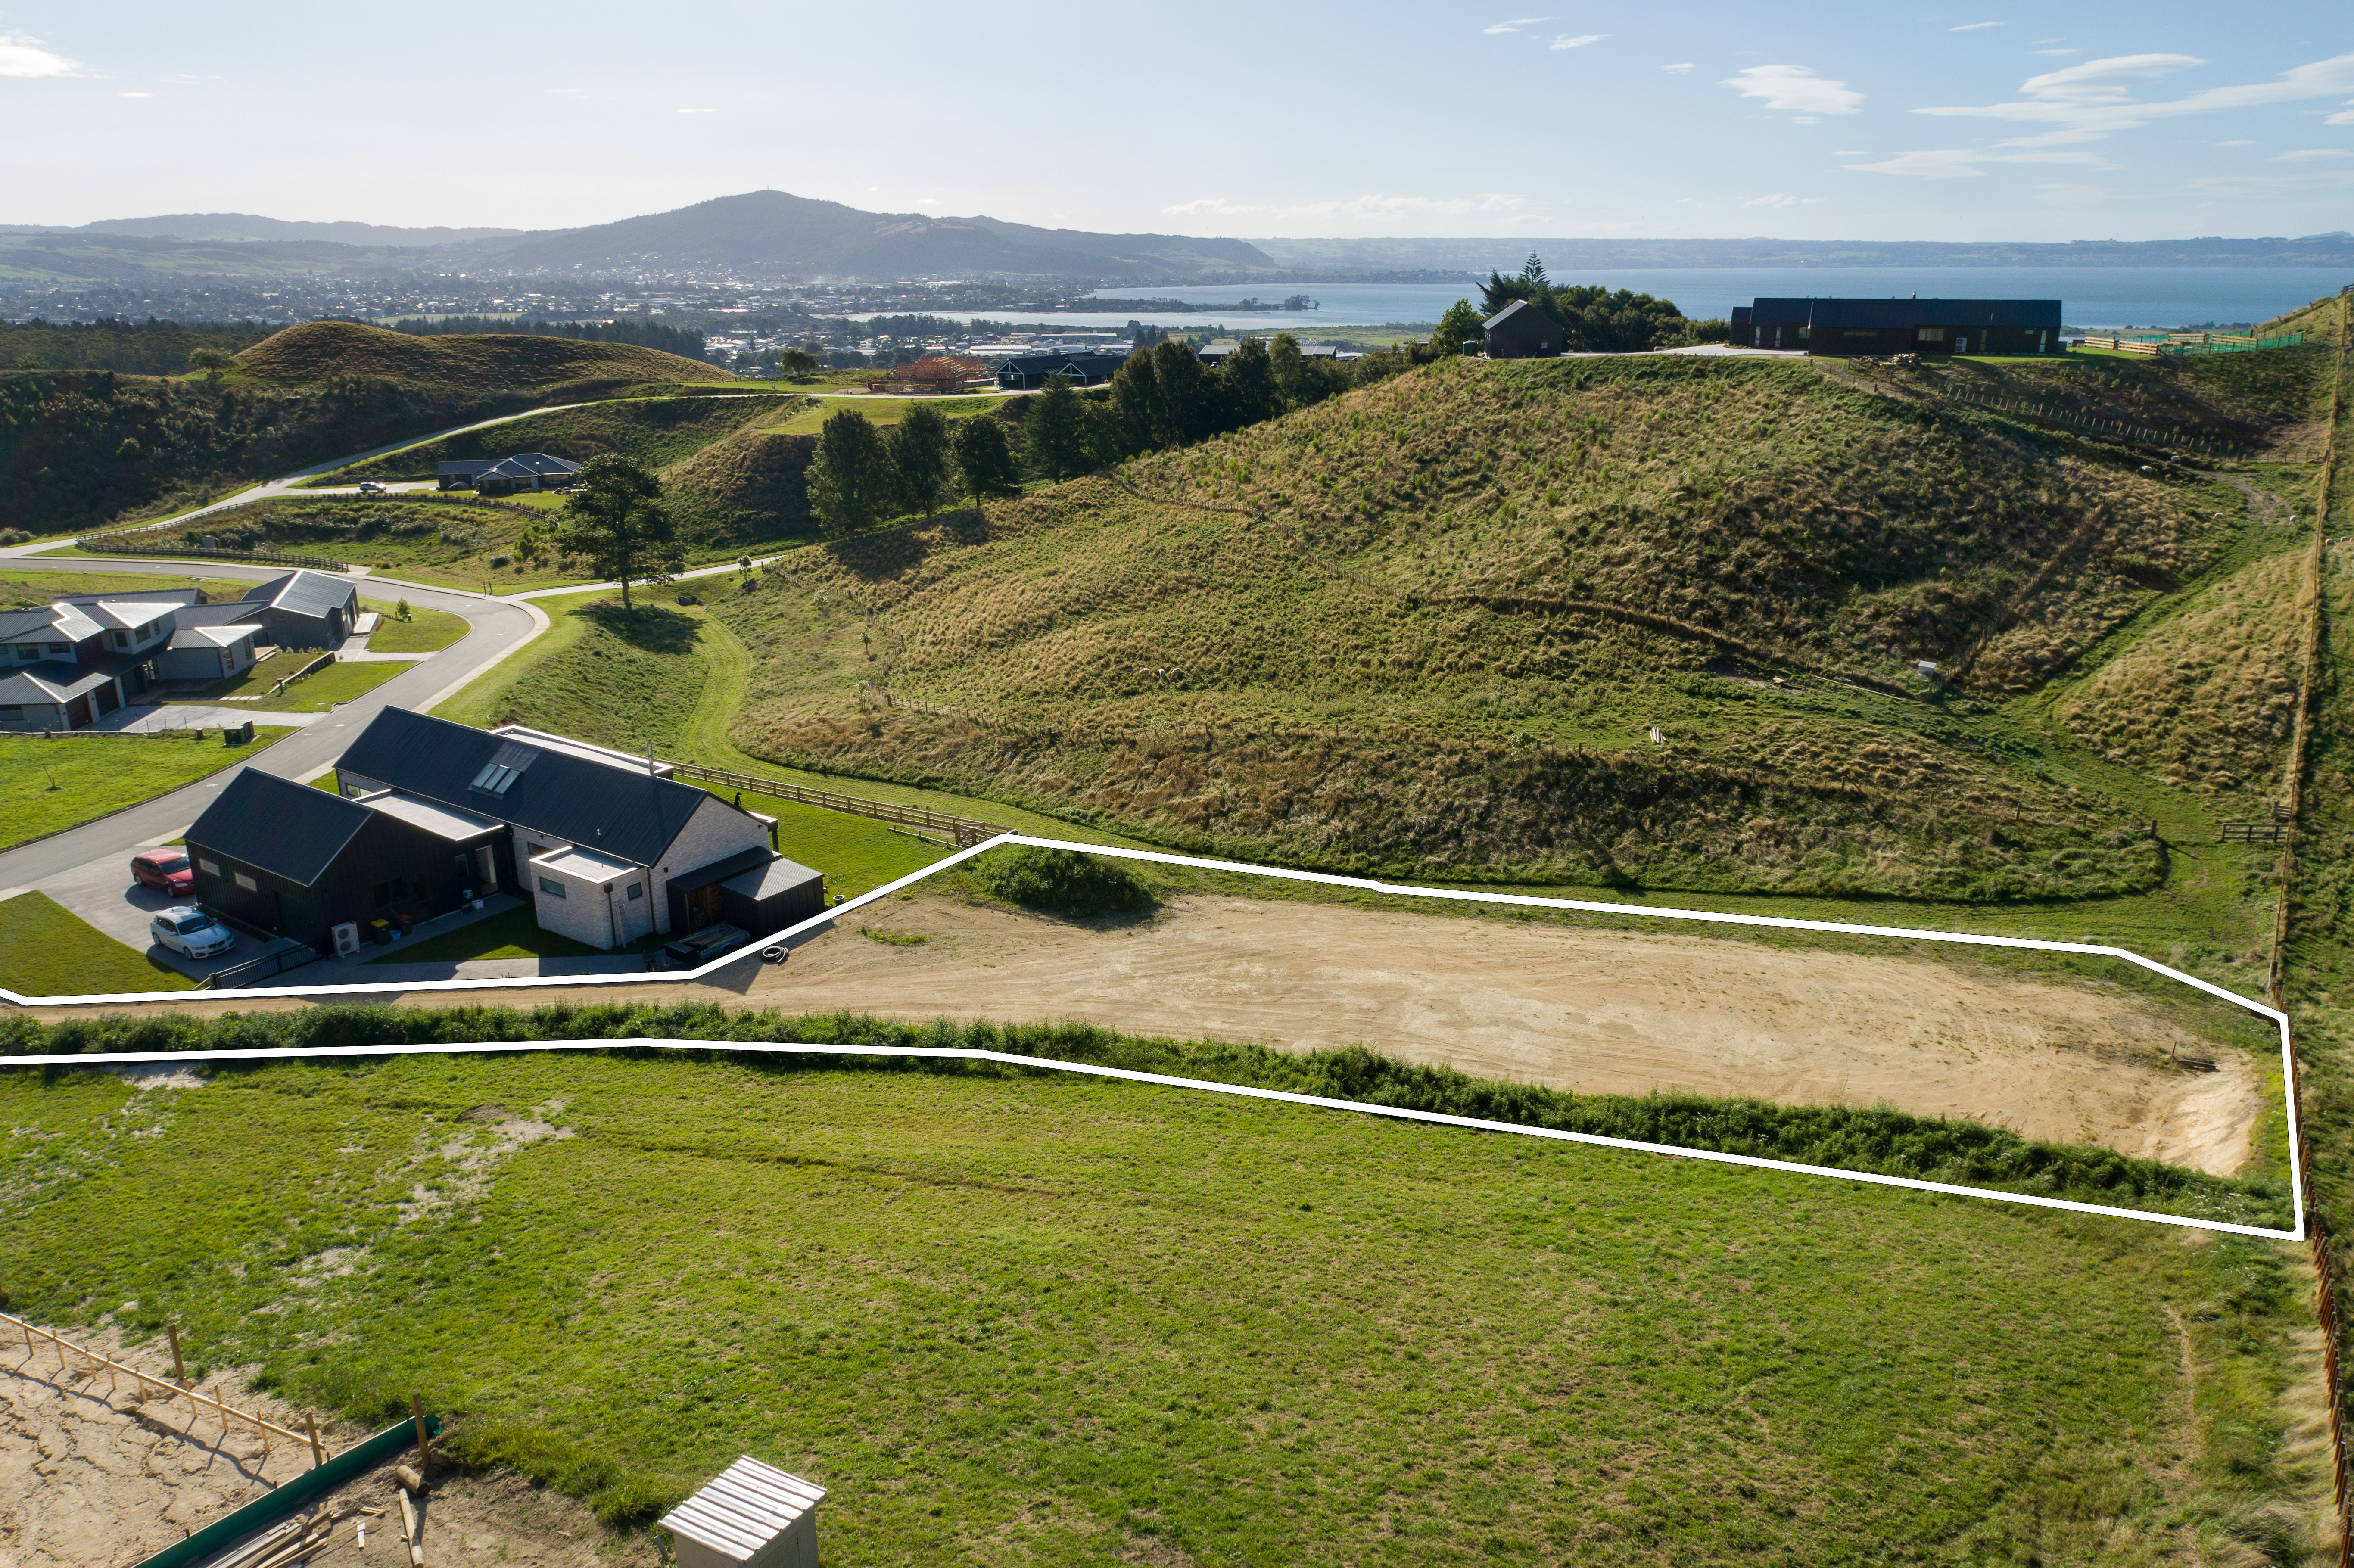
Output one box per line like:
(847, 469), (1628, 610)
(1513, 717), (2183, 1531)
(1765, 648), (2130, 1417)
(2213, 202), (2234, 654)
(808, 408), (894, 538)
(1021, 375), (1090, 481)
(885, 403), (952, 517)
(950, 414), (1021, 505)
(558, 455), (683, 610)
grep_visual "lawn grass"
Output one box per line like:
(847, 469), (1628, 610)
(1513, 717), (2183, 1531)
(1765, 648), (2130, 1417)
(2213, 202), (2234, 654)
(360, 599), (469, 653)
(0, 568), (258, 608)
(771, 394), (1000, 435)
(364, 904), (616, 965)
(160, 655), (409, 712)
(330, 397), (783, 484)
(0, 729), (292, 849)
(0, 1035), (2317, 1563)
(0, 891), (193, 992)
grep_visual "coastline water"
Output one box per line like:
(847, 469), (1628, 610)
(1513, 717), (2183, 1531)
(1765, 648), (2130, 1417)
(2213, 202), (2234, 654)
(1022, 268), (2352, 333)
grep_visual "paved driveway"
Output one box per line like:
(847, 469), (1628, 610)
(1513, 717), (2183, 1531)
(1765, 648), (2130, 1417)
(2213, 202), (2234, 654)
(32, 845), (271, 983)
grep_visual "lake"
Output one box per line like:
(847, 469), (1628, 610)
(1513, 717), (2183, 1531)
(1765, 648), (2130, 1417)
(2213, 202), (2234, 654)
(1029, 268), (2351, 332)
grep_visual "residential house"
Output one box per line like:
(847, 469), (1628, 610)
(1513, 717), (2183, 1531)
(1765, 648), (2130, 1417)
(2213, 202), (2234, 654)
(1733, 298), (2063, 356)
(0, 591), (189, 731)
(184, 569), (360, 649)
(434, 452), (583, 493)
(1482, 300), (1564, 359)
(993, 351), (1128, 390)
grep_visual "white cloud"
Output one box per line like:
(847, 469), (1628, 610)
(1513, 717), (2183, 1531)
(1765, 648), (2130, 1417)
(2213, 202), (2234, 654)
(1741, 193), (1824, 208)
(117, 90), (149, 97)
(2034, 181), (2111, 203)
(1854, 51), (2354, 180)
(2276, 147), (2352, 160)
(1483, 16), (1547, 34)
(1950, 20), (2005, 31)
(1163, 193), (1529, 221)
(2328, 107), (2354, 124)
(2033, 48), (2080, 57)
(1661, 62), (1693, 73)
(1549, 33), (1605, 49)
(1719, 64), (1863, 117)
(2217, 138), (2257, 145)
(0, 32), (82, 77)
(1834, 149), (1867, 155)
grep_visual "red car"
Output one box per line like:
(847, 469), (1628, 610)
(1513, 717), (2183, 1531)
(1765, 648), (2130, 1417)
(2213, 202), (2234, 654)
(130, 849), (194, 896)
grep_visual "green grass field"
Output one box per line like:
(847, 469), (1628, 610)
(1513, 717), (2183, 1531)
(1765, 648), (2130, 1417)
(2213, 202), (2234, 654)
(0, 729), (292, 848)
(365, 904), (623, 965)
(360, 599), (469, 653)
(161, 655), (409, 712)
(0, 891), (193, 992)
(1, 567), (258, 608)
(0, 1027), (2316, 1564)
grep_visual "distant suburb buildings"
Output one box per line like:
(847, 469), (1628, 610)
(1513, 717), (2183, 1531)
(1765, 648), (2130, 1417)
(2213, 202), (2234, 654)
(1729, 298), (2064, 356)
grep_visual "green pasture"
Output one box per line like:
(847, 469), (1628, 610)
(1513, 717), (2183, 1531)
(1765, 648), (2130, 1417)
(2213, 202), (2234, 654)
(161, 655), (409, 712)
(0, 728), (292, 849)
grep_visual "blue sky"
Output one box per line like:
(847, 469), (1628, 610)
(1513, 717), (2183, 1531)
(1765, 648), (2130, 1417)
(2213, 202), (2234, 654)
(3, 0), (2350, 240)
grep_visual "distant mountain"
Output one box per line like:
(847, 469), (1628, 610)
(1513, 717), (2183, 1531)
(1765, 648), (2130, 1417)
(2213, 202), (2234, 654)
(1252, 235), (2354, 273)
(476, 190), (1276, 280)
(69, 214), (527, 247)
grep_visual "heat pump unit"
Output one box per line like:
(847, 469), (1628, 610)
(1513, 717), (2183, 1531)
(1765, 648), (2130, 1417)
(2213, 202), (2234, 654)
(332, 921), (360, 958)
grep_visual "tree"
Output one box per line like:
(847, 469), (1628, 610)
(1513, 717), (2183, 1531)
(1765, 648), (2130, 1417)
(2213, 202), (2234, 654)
(777, 347), (820, 378)
(1435, 299), (1485, 358)
(1021, 375), (1090, 481)
(1146, 339), (1209, 448)
(1107, 347), (1159, 455)
(560, 455), (684, 610)
(187, 346), (232, 384)
(807, 408), (894, 538)
(885, 403), (952, 517)
(950, 414), (1021, 505)
(1216, 337), (1277, 431)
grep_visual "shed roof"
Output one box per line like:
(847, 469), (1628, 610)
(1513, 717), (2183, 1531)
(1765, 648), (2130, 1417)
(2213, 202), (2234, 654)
(665, 845), (774, 896)
(659, 1457), (827, 1564)
(335, 706), (715, 868)
(721, 856), (822, 901)
(1482, 299), (1546, 330)
(168, 622), (261, 650)
(532, 843), (638, 882)
(187, 772), (373, 887)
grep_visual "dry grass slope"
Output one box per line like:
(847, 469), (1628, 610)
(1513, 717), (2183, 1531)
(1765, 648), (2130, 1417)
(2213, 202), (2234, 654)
(233, 321), (736, 392)
(712, 358), (2239, 894)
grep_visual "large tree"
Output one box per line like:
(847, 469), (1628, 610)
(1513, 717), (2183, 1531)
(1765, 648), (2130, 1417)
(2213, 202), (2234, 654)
(885, 403), (952, 517)
(1434, 299), (1485, 357)
(559, 454), (684, 610)
(950, 413), (1021, 505)
(808, 408), (893, 538)
(1021, 375), (1091, 482)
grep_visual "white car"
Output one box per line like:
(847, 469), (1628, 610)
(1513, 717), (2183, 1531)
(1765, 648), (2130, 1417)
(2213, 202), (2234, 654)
(151, 906), (237, 960)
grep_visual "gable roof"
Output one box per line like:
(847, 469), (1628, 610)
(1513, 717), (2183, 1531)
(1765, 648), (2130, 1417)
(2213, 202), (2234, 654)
(333, 706), (722, 867)
(168, 622), (261, 650)
(0, 608), (63, 641)
(1483, 299), (1549, 330)
(187, 771), (374, 886)
(242, 570), (356, 621)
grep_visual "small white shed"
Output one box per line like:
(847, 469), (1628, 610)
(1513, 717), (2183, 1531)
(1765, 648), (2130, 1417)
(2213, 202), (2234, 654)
(660, 1456), (827, 1568)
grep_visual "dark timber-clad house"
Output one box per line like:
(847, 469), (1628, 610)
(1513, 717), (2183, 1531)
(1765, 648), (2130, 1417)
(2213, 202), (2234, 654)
(992, 351), (1128, 390)
(186, 707), (826, 957)
(1731, 298), (2064, 356)
(436, 452), (583, 494)
(1482, 300), (1564, 360)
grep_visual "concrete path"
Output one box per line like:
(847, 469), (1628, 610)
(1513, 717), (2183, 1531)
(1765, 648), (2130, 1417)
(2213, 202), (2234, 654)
(96, 703), (332, 731)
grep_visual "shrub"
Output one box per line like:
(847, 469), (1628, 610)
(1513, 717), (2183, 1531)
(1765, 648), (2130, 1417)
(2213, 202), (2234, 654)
(970, 846), (1156, 919)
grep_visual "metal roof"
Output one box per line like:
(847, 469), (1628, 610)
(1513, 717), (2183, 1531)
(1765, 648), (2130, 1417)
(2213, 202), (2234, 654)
(665, 844), (774, 896)
(721, 856), (822, 900)
(0, 608), (62, 641)
(1747, 297), (2063, 330)
(533, 843), (638, 881)
(1482, 299), (1545, 330)
(168, 623), (261, 650)
(488, 724), (676, 776)
(87, 599), (181, 632)
(0, 660), (118, 704)
(334, 706), (717, 868)
(360, 792), (507, 842)
(243, 570), (357, 622)
(659, 1457), (826, 1563)
(187, 772), (373, 886)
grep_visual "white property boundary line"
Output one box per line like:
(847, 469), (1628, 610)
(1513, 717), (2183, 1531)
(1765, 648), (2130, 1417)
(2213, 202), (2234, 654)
(0, 833), (2306, 1242)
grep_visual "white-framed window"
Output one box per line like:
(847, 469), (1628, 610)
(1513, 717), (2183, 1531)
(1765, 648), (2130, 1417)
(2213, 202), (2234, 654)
(198, 857), (220, 874)
(537, 877), (567, 898)
(234, 872), (257, 890)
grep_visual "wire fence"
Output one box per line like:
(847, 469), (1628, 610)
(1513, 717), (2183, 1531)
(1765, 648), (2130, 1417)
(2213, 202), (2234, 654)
(70, 541), (351, 572)
(662, 758), (1001, 846)
(1935, 383), (2252, 457)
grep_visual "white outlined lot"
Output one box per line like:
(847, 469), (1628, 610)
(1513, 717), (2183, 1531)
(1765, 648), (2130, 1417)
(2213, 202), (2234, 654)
(0, 834), (2307, 1242)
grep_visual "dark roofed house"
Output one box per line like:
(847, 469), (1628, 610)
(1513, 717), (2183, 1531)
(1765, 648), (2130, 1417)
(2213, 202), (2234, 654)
(437, 452), (582, 493)
(993, 351), (1129, 390)
(230, 569), (360, 649)
(1743, 297), (2063, 356)
(315, 707), (803, 955)
(185, 771), (508, 952)
(1482, 300), (1563, 360)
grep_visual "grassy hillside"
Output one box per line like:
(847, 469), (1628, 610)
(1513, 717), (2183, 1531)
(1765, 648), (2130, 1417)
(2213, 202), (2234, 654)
(702, 356), (2251, 895)
(0, 1012), (2323, 1564)
(331, 395), (785, 482)
(232, 320), (736, 393)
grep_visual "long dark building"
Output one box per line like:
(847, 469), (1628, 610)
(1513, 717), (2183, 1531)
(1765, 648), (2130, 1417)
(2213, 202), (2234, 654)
(1731, 298), (2062, 356)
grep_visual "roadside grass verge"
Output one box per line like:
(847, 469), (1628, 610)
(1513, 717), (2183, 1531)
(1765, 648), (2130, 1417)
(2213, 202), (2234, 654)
(1, 568), (257, 607)
(360, 600), (469, 653)
(0, 891), (193, 992)
(0, 1021), (2320, 1564)
(160, 656), (408, 712)
(0, 729), (293, 849)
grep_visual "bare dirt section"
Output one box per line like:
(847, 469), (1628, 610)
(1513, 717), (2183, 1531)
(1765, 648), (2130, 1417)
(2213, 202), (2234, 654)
(759, 893), (2266, 1175)
(0, 1326), (639, 1568)
(11, 892), (2266, 1175)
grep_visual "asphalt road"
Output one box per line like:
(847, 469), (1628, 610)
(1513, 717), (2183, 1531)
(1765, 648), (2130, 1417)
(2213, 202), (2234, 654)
(0, 558), (539, 893)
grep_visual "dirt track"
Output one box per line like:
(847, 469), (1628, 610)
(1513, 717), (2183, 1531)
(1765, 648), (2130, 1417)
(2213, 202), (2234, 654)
(750, 894), (2266, 1175)
(14, 893), (2265, 1177)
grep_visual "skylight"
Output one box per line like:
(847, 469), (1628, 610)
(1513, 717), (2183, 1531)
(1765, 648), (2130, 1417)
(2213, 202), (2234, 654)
(469, 762), (523, 794)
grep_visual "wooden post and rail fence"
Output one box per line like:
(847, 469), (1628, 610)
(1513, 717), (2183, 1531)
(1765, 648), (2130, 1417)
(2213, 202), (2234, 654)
(660, 757), (1005, 847)
(3, 1309), (329, 1467)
